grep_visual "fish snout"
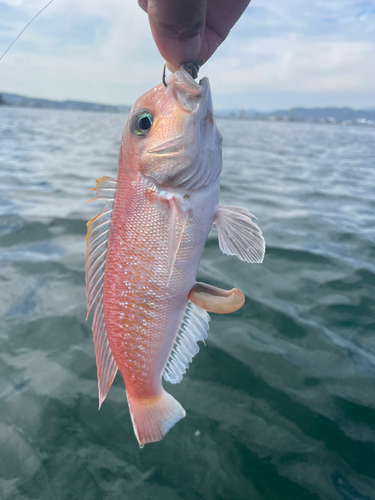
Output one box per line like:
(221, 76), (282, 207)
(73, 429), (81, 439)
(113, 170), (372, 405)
(170, 70), (211, 113)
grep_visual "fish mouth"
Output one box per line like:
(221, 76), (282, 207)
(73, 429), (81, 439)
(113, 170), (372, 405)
(147, 72), (210, 157)
(147, 136), (188, 156)
(170, 69), (210, 113)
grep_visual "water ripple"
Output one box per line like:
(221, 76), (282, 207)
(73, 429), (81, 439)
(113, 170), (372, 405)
(1, 107), (375, 499)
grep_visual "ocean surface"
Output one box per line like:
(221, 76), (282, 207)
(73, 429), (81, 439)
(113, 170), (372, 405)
(0, 105), (375, 500)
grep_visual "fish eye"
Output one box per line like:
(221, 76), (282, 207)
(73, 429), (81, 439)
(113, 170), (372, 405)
(130, 110), (153, 136)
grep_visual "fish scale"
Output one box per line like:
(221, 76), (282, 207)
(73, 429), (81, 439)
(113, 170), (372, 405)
(85, 68), (265, 447)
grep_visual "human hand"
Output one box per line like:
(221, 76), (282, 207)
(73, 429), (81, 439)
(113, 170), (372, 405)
(138, 0), (251, 71)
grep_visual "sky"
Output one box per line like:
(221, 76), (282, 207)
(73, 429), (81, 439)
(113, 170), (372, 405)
(0, 0), (375, 111)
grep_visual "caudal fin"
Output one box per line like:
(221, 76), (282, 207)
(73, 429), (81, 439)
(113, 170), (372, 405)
(127, 390), (186, 447)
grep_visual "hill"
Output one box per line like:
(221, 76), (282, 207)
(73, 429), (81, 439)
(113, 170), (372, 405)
(217, 107), (375, 124)
(0, 92), (130, 114)
(1, 92), (374, 125)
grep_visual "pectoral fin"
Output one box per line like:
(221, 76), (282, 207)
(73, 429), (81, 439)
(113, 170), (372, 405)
(167, 198), (188, 282)
(214, 205), (265, 263)
(189, 282), (245, 314)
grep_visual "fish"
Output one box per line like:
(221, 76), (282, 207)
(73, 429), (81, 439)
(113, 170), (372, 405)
(85, 68), (265, 447)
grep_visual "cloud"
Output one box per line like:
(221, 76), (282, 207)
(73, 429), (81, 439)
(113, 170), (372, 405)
(0, 0), (164, 101)
(206, 37), (375, 93)
(0, 0), (375, 109)
(205, 0), (375, 108)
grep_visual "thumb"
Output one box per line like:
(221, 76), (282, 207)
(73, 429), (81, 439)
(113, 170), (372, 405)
(140, 0), (206, 68)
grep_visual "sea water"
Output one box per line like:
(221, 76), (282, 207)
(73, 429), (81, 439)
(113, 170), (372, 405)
(1, 106), (375, 500)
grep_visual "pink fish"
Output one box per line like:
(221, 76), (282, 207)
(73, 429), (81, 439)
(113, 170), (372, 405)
(85, 68), (265, 447)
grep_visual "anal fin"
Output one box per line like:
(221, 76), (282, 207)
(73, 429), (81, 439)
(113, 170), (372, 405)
(163, 301), (210, 384)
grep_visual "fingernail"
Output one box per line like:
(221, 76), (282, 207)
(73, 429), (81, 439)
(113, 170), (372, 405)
(179, 34), (201, 62)
(166, 62), (180, 73)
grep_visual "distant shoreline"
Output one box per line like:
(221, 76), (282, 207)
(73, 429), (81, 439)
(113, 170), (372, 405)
(215, 113), (375, 127)
(1, 92), (374, 126)
(0, 92), (131, 115)
(1, 104), (373, 127)
(0, 102), (129, 114)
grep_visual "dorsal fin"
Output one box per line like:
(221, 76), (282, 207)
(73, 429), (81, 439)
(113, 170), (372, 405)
(85, 176), (118, 408)
(163, 301), (210, 384)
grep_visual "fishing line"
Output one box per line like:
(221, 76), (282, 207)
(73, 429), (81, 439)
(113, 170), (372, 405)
(0, 0), (55, 62)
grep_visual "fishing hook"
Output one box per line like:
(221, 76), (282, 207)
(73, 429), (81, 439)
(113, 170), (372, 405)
(162, 64), (167, 87)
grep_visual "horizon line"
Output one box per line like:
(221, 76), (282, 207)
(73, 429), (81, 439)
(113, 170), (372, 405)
(1, 91), (374, 113)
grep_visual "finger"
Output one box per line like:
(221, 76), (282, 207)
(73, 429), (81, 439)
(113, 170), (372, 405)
(138, 0), (148, 13)
(166, 62), (180, 72)
(198, 0), (251, 63)
(146, 0), (207, 67)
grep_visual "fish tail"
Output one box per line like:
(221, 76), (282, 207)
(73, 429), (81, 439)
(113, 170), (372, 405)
(127, 390), (186, 447)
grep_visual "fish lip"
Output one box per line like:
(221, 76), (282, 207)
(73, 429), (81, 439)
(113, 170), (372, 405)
(147, 136), (189, 155)
(173, 68), (202, 94)
(199, 77), (209, 92)
(170, 69), (210, 113)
